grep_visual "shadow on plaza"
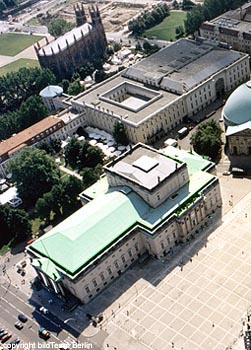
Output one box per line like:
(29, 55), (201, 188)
(25, 208), (222, 338)
(28, 208), (223, 329)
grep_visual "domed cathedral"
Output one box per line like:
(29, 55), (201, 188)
(223, 81), (251, 158)
(35, 4), (107, 80)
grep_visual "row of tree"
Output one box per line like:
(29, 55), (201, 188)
(0, 67), (55, 113)
(35, 176), (83, 224)
(64, 138), (104, 170)
(0, 95), (47, 140)
(185, 0), (247, 35)
(128, 3), (169, 36)
(48, 18), (75, 38)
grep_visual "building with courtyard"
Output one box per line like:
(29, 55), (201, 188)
(222, 80), (251, 157)
(200, 2), (251, 56)
(35, 4), (107, 79)
(43, 38), (250, 144)
(27, 143), (222, 304)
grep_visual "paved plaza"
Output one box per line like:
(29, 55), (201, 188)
(88, 182), (251, 350)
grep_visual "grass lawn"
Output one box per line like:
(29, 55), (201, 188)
(0, 33), (44, 56)
(31, 217), (44, 236)
(144, 11), (187, 41)
(0, 58), (40, 76)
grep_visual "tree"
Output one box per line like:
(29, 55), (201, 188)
(0, 67), (55, 113)
(19, 95), (47, 129)
(190, 120), (222, 159)
(106, 45), (114, 55)
(113, 42), (121, 52)
(48, 18), (74, 37)
(0, 205), (11, 246)
(50, 184), (64, 218)
(173, 0), (180, 9)
(35, 194), (52, 223)
(81, 167), (99, 188)
(185, 5), (204, 35)
(182, 0), (196, 11)
(61, 79), (70, 93)
(128, 3), (169, 36)
(175, 25), (185, 39)
(61, 176), (83, 215)
(38, 141), (53, 155)
(67, 79), (82, 96)
(0, 205), (31, 246)
(113, 121), (129, 146)
(94, 69), (106, 83)
(50, 139), (62, 154)
(80, 143), (104, 168)
(9, 148), (60, 206)
(9, 208), (31, 243)
(64, 138), (82, 168)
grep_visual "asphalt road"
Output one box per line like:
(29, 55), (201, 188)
(0, 280), (100, 349)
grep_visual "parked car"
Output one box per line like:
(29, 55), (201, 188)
(0, 331), (7, 339)
(39, 307), (49, 315)
(14, 322), (23, 330)
(38, 327), (50, 340)
(9, 338), (20, 348)
(1, 332), (12, 343)
(18, 314), (27, 323)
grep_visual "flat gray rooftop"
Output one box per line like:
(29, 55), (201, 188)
(75, 39), (245, 125)
(76, 75), (177, 125)
(125, 39), (245, 91)
(105, 144), (181, 190)
(209, 3), (251, 34)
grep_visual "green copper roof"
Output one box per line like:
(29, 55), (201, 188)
(223, 81), (251, 126)
(79, 175), (109, 201)
(32, 258), (61, 281)
(29, 148), (216, 279)
(162, 146), (213, 175)
(30, 190), (142, 276)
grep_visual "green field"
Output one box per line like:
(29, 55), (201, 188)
(144, 11), (187, 41)
(0, 59), (40, 76)
(0, 33), (44, 56)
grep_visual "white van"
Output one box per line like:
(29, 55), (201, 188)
(164, 138), (178, 147)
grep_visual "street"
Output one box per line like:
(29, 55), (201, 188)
(0, 274), (103, 349)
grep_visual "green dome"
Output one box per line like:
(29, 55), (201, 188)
(223, 81), (251, 126)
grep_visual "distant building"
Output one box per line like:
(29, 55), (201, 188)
(27, 143), (222, 304)
(200, 2), (251, 56)
(35, 4), (107, 79)
(223, 80), (251, 156)
(0, 106), (86, 178)
(44, 38), (249, 144)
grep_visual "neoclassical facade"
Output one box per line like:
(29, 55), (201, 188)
(27, 144), (222, 304)
(43, 38), (250, 144)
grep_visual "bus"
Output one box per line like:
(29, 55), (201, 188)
(177, 127), (189, 139)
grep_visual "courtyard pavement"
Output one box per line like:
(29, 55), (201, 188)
(97, 190), (251, 350)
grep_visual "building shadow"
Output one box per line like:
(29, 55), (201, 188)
(27, 208), (222, 337)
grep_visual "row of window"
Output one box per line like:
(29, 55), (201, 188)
(83, 243), (140, 294)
